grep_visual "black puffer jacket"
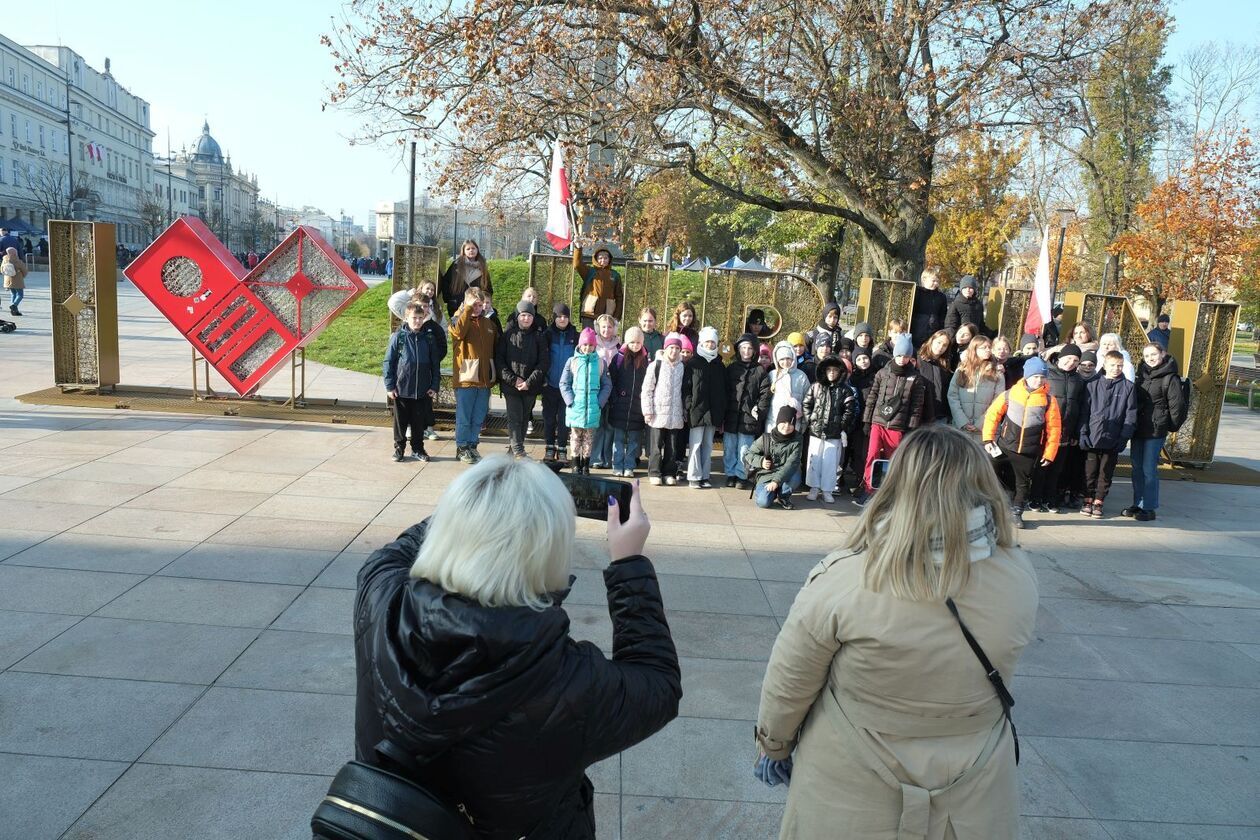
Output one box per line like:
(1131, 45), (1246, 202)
(803, 358), (859, 439)
(725, 334), (771, 435)
(944, 293), (988, 337)
(1046, 366), (1087, 442)
(495, 321), (550, 396)
(910, 286), (948, 346)
(608, 348), (648, 432)
(682, 353), (727, 427)
(1135, 355), (1187, 438)
(354, 523), (681, 840)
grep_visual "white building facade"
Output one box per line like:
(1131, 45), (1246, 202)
(1, 38), (157, 248)
(374, 195), (542, 260)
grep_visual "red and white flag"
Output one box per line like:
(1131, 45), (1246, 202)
(543, 140), (572, 250)
(1024, 226), (1053, 337)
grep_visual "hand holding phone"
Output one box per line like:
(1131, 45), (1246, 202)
(607, 479), (650, 562)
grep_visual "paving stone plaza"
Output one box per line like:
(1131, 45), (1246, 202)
(2, 272), (1258, 839)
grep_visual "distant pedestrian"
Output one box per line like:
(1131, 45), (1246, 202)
(2, 247), (27, 316)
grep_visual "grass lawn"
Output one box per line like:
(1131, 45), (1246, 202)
(307, 260), (712, 376)
(1234, 334), (1257, 356)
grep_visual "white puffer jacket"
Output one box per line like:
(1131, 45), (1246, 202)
(641, 357), (686, 429)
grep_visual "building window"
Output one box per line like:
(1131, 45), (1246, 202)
(39, 126), (45, 148)
(25, 120), (31, 142)
(8, 115), (14, 136)
(7, 68), (13, 86)
(22, 74), (29, 93)
(0, 159), (5, 184)
(36, 81), (42, 99)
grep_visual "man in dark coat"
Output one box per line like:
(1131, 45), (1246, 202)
(910, 268), (948, 347)
(944, 275), (990, 337)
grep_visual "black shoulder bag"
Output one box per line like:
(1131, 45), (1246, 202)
(312, 740), (475, 840)
(944, 598), (1020, 765)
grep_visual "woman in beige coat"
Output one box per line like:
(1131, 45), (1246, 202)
(2, 246), (27, 316)
(756, 423), (1038, 840)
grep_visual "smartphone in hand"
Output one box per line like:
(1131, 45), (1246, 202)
(559, 473), (632, 523)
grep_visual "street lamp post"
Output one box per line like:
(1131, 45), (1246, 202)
(1049, 207), (1074, 308)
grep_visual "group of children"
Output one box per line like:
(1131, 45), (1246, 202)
(384, 268), (1188, 522)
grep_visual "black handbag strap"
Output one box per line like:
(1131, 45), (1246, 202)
(944, 597), (1019, 764)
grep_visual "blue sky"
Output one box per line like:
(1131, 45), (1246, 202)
(4, 0), (1257, 227)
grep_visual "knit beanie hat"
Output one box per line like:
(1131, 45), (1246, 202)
(787, 331), (806, 348)
(552, 302), (571, 318)
(853, 348), (872, 363)
(1020, 333), (1039, 349)
(960, 275), (978, 290)
(516, 301), (536, 316)
(579, 327), (598, 346)
(1058, 343), (1081, 360)
(696, 326), (720, 361)
(773, 341), (795, 364)
(1080, 350), (1098, 365)
(812, 333), (833, 354)
(758, 344), (772, 360)
(679, 335), (695, 353)
(663, 332), (683, 349)
(854, 322), (873, 338)
(698, 325), (720, 347)
(892, 334), (914, 358)
(775, 404), (798, 426)
(1023, 357), (1048, 379)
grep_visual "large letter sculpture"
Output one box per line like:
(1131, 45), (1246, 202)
(124, 218), (366, 396)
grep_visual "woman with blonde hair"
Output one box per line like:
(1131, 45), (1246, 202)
(1098, 332), (1135, 382)
(347, 458), (680, 838)
(948, 336), (1004, 440)
(755, 423), (1038, 839)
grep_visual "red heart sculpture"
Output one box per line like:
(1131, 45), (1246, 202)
(124, 217), (367, 396)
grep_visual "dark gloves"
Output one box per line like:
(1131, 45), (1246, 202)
(754, 754), (793, 787)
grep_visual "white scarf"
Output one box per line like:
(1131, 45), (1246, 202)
(927, 504), (997, 564)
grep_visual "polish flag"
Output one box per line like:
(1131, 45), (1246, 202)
(543, 140), (572, 251)
(1024, 226), (1053, 337)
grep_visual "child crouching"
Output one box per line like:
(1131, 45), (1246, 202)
(745, 405), (804, 510)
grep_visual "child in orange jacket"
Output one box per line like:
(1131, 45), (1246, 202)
(983, 357), (1062, 529)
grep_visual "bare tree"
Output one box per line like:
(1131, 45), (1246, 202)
(327, 0), (1125, 280)
(24, 159), (92, 221)
(1167, 41), (1260, 173)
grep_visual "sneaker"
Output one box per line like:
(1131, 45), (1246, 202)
(689, 481), (703, 489)
(392, 448), (406, 462)
(774, 495), (795, 511)
(823, 492), (835, 504)
(1135, 509), (1157, 521)
(423, 428), (440, 441)
(853, 491), (872, 508)
(457, 447), (475, 464)
(544, 446), (557, 461)
(413, 450), (430, 463)
(512, 448), (528, 460)
(1079, 501), (1094, 516)
(649, 476), (662, 486)
(1035, 501), (1050, 513)
(556, 447), (568, 463)
(725, 476), (738, 488)
(1011, 509), (1025, 529)
(1121, 506), (1141, 518)
(526, 421), (534, 436)
(806, 487), (820, 501)
(1046, 501), (1060, 514)
(699, 480), (713, 489)
(1090, 503), (1104, 519)
(663, 476), (677, 486)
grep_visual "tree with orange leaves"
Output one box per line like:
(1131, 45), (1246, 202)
(1111, 132), (1260, 313)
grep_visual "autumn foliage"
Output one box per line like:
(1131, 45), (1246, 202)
(1111, 133), (1260, 310)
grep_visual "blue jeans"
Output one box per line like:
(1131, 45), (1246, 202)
(1130, 435), (1165, 511)
(9, 287), (23, 308)
(754, 466), (801, 508)
(454, 387), (490, 448)
(722, 432), (755, 480)
(610, 428), (641, 472)
(591, 422), (614, 467)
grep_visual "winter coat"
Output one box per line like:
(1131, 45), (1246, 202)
(561, 351), (611, 430)
(917, 357), (952, 423)
(383, 322), (446, 400)
(641, 330), (665, 359)
(682, 354), (727, 428)
(767, 358), (811, 433)
(354, 522), (680, 840)
(2, 254), (28, 289)
(983, 380), (1063, 461)
(1079, 374), (1138, 452)
(804, 304), (844, 350)
(947, 369), (1004, 437)
(803, 363), (859, 440)
(546, 323), (579, 389)
(1147, 326), (1171, 350)
(449, 306), (501, 389)
(910, 286), (948, 346)
(440, 256), (492, 309)
(1045, 366), (1087, 443)
(744, 431), (804, 487)
(496, 321), (551, 396)
(640, 357), (686, 430)
(574, 247), (624, 321)
(862, 362), (929, 432)
(608, 349), (648, 432)
(1041, 319), (1061, 348)
(1135, 355), (1187, 438)
(944, 293), (987, 336)
(725, 337), (771, 436)
(756, 541), (1038, 840)
(849, 367), (876, 417)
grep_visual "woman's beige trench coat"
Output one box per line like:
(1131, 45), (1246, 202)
(757, 545), (1038, 840)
